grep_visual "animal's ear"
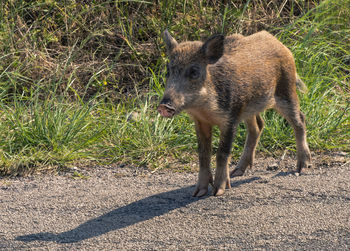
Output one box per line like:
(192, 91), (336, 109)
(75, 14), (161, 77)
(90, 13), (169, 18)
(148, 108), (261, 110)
(201, 34), (224, 64)
(163, 29), (178, 54)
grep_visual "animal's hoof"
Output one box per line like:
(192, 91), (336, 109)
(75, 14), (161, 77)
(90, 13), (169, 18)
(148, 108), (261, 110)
(230, 168), (245, 177)
(212, 177), (230, 196)
(297, 161), (312, 173)
(213, 187), (225, 196)
(192, 187), (208, 197)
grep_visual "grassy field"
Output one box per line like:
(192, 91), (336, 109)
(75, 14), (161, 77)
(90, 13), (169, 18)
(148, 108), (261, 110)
(0, 0), (349, 175)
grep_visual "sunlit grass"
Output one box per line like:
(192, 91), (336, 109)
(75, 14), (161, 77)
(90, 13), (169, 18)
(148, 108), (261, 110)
(0, 0), (348, 175)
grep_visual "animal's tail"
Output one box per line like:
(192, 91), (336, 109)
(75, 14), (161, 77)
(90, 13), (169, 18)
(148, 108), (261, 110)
(296, 74), (308, 93)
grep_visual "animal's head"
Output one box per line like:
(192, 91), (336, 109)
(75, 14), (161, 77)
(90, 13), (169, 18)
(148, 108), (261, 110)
(157, 30), (224, 118)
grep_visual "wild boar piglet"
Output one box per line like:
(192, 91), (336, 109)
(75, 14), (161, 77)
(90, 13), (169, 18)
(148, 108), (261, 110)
(158, 30), (311, 197)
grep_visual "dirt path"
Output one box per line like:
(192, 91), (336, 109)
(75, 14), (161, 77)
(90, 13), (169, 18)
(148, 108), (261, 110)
(1, 153), (349, 250)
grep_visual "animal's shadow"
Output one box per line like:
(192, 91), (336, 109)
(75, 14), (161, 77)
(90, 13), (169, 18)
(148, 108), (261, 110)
(16, 177), (258, 243)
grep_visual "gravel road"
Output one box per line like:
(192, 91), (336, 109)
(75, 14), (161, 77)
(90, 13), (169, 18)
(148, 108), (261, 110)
(1, 153), (349, 250)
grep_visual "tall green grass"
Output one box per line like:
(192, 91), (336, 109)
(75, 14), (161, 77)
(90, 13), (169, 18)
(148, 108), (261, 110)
(266, 0), (350, 151)
(0, 0), (349, 175)
(0, 96), (104, 174)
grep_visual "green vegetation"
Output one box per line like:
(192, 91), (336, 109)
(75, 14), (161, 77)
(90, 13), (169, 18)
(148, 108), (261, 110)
(0, 0), (349, 175)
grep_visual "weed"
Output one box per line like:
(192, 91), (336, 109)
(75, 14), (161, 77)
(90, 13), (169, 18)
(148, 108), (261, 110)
(71, 171), (90, 180)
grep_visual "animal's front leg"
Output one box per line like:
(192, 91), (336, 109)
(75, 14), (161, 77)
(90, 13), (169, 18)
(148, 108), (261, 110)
(214, 124), (236, 196)
(193, 120), (213, 197)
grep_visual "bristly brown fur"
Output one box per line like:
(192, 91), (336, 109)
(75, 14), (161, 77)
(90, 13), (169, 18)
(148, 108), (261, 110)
(158, 30), (312, 197)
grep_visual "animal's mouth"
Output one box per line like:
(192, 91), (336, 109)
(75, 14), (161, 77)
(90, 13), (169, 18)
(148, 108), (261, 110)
(157, 104), (176, 118)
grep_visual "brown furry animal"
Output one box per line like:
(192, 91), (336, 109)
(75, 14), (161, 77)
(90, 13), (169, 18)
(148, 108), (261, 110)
(158, 30), (311, 197)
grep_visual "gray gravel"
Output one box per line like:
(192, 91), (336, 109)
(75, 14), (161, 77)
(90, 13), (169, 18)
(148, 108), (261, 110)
(1, 153), (349, 250)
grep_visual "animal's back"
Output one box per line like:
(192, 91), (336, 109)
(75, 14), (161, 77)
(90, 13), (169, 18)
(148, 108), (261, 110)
(210, 31), (297, 117)
(224, 31), (290, 59)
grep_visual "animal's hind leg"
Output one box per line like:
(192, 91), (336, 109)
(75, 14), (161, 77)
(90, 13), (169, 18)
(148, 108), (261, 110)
(274, 97), (311, 173)
(230, 114), (264, 177)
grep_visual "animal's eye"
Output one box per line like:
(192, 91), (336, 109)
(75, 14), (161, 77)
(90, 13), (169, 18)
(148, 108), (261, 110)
(187, 66), (200, 79)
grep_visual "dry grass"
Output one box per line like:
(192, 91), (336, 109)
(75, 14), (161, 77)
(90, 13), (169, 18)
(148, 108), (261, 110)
(1, 0), (320, 100)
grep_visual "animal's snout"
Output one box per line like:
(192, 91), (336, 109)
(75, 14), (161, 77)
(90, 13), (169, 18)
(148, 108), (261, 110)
(158, 98), (176, 118)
